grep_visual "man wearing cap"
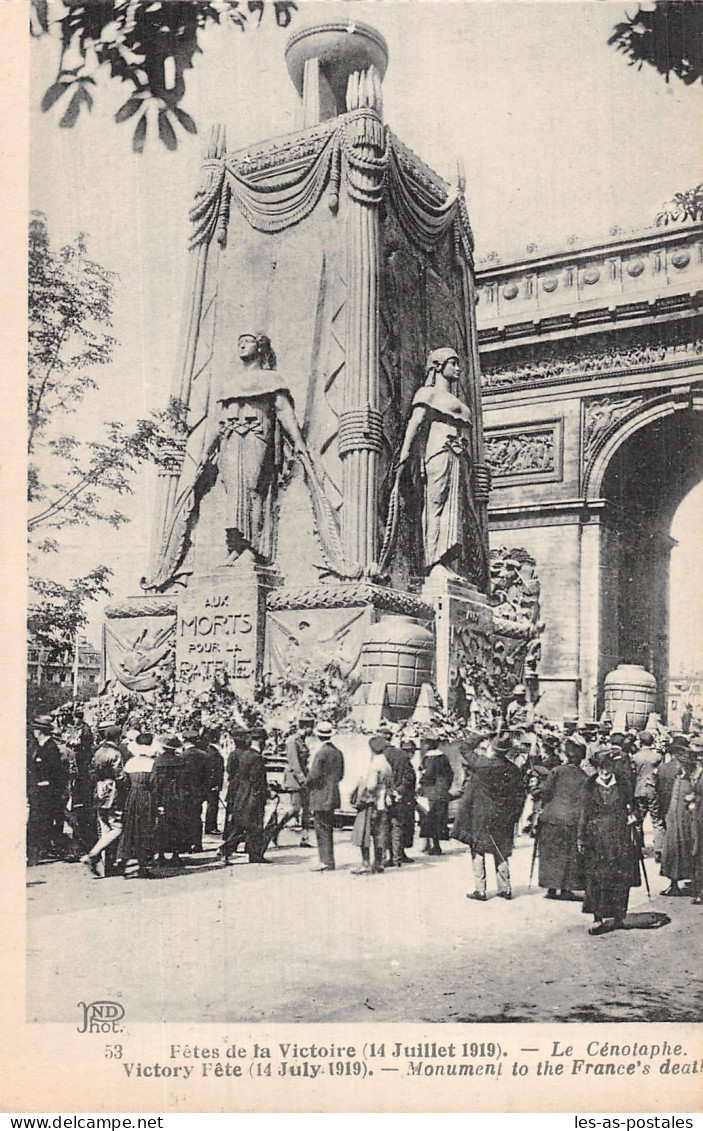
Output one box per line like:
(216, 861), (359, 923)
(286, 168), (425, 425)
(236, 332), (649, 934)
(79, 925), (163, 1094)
(81, 724), (126, 876)
(219, 729), (268, 864)
(306, 720), (344, 871)
(632, 731), (663, 842)
(27, 716), (65, 865)
(277, 714), (315, 847)
(451, 733), (525, 901)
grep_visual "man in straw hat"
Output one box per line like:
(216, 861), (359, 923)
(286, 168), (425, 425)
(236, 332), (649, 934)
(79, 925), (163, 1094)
(306, 720), (344, 872)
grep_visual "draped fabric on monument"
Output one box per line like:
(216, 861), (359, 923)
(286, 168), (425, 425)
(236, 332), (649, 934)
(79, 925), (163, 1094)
(143, 112), (483, 594)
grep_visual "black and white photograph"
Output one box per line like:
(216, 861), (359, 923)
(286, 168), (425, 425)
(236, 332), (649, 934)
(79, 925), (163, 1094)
(10, 0), (703, 1113)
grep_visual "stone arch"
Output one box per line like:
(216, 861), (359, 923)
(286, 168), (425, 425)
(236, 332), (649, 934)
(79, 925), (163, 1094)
(584, 382), (703, 504)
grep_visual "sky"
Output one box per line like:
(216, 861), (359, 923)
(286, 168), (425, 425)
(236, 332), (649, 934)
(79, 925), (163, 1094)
(28, 0), (703, 668)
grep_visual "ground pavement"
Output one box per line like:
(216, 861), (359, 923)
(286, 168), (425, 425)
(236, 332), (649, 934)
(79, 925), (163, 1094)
(26, 829), (702, 1024)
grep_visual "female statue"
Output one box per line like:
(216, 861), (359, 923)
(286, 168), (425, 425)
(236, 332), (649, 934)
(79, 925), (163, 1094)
(144, 332), (351, 590)
(393, 346), (487, 585)
(216, 332), (305, 562)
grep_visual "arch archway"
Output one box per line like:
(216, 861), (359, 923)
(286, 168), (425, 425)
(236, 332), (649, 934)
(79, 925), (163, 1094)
(593, 404), (703, 717)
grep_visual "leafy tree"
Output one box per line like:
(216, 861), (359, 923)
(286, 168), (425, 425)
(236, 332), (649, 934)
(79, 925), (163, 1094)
(33, 0), (298, 152)
(28, 566), (113, 672)
(609, 1), (703, 86)
(656, 182), (703, 225)
(28, 211), (188, 547)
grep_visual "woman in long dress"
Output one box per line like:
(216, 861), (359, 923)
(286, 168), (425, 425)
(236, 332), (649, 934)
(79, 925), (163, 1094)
(537, 736), (587, 900)
(577, 749), (640, 935)
(660, 746), (696, 896)
(396, 347), (487, 587)
(117, 733), (156, 878)
(151, 735), (189, 867)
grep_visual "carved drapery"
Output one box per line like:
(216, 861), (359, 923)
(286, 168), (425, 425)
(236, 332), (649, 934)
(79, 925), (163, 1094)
(150, 113), (479, 591)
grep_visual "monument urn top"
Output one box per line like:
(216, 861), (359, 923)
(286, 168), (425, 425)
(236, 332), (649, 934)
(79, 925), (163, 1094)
(285, 20), (388, 118)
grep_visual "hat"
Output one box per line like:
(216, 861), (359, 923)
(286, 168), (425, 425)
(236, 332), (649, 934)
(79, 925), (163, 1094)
(491, 733), (513, 755)
(512, 684), (526, 697)
(542, 732), (560, 748)
(400, 738), (416, 751)
(315, 720), (333, 739)
(369, 735), (389, 754)
(161, 734), (182, 751)
(593, 746), (620, 764)
(32, 715), (54, 734)
(96, 719), (118, 731)
(297, 713), (314, 726)
(668, 735), (690, 752)
(565, 733), (588, 756)
(135, 732), (153, 746)
(99, 725), (122, 744)
(609, 732), (627, 746)
(182, 725), (201, 742)
(231, 728), (251, 747)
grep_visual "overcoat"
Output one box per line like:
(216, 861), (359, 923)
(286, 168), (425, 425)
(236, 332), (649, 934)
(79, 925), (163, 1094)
(660, 774), (694, 882)
(577, 774), (640, 920)
(224, 747), (268, 828)
(451, 751), (525, 858)
(306, 741), (344, 812)
(537, 763), (587, 890)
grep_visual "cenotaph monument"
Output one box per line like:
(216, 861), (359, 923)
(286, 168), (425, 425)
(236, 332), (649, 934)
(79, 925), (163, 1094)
(103, 19), (494, 720)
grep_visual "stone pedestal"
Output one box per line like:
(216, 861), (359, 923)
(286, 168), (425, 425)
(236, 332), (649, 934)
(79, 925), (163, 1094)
(421, 575), (493, 711)
(175, 558), (281, 696)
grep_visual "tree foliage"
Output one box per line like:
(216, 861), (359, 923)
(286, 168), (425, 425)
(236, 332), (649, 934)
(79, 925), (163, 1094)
(609, 1), (703, 85)
(28, 565), (113, 669)
(656, 182), (703, 225)
(28, 212), (189, 545)
(33, 0), (298, 151)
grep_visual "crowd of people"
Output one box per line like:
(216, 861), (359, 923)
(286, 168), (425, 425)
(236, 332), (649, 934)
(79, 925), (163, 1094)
(26, 691), (703, 936)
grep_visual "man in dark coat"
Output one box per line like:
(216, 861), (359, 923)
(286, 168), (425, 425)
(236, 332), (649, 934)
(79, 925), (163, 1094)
(65, 708), (95, 859)
(202, 728), (225, 835)
(219, 729), (268, 864)
(27, 716), (65, 865)
(277, 713), (315, 847)
(306, 720), (344, 872)
(181, 725), (209, 852)
(451, 733), (525, 901)
(537, 734), (588, 899)
(385, 736), (417, 866)
(577, 748), (640, 934)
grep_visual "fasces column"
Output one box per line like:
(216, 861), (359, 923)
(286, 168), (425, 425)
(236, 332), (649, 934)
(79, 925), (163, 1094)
(340, 76), (386, 571)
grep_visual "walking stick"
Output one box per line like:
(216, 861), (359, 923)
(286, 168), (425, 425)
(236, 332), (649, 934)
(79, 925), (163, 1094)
(632, 823), (651, 900)
(528, 825), (539, 889)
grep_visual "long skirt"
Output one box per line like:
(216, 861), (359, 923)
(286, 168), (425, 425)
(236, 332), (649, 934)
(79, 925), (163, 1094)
(538, 823), (584, 890)
(119, 781), (153, 864)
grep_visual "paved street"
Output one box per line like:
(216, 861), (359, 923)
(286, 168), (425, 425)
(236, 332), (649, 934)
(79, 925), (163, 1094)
(27, 829), (701, 1026)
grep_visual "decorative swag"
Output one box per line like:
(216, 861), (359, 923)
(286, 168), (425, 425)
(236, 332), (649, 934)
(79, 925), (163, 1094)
(187, 110), (474, 264)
